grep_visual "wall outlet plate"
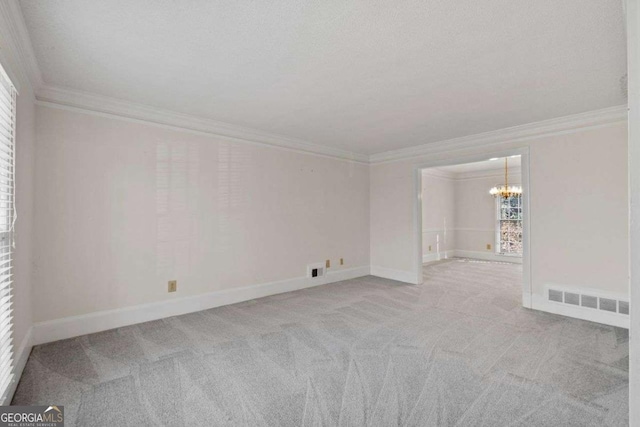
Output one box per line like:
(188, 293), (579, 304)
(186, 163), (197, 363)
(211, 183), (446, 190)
(486, 244), (492, 250)
(326, 259), (331, 268)
(340, 258), (344, 265)
(307, 263), (325, 278)
(168, 280), (177, 292)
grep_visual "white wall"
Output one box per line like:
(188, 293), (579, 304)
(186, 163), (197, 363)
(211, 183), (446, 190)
(372, 124), (629, 301)
(421, 171), (455, 261)
(33, 105), (370, 324)
(530, 129), (628, 296)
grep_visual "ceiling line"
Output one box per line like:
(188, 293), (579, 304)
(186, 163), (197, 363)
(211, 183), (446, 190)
(1, 1), (629, 165)
(37, 84), (627, 165)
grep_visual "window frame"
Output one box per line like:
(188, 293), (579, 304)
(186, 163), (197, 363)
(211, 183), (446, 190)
(0, 62), (16, 404)
(495, 194), (523, 257)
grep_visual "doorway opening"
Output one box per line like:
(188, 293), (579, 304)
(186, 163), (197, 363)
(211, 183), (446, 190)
(416, 150), (531, 307)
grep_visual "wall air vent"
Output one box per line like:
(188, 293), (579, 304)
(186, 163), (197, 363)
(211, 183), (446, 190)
(548, 289), (563, 303)
(581, 295), (598, 309)
(599, 298), (617, 313)
(547, 288), (629, 316)
(619, 301), (630, 315)
(564, 292), (579, 305)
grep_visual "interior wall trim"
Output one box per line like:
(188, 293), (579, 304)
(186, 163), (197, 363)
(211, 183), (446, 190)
(30, 266), (370, 346)
(424, 166), (523, 181)
(1, 1), (629, 167)
(420, 250), (522, 264)
(423, 227), (496, 233)
(371, 105), (628, 164)
(35, 86), (370, 164)
(420, 168), (457, 180)
(451, 250), (523, 264)
(36, 87), (626, 167)
(0, 0), (43, 93)
(422, 252), (443, 263)
(531, 293), (629, 329)
(370, 265), (421, 285)
(454, 167), (523, 181)
(34, 91), (628, 166)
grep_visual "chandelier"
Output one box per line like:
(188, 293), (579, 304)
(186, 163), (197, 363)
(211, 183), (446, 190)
(490, 158), (522, 198)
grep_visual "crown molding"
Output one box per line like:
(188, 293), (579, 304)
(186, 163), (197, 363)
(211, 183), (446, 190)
(36, 85), (369, 163)
(424, 165), (522, 181)
(454, 166), (522, 181)
(0, 0), (628, 165)
(421, 168), (456, 180)
(37, 85), (626, 166)
(0, 0), (44, 93)
(370, 105), (628, 164)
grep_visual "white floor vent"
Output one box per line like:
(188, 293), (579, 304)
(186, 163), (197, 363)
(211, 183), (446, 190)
(548, 288), (629, 316)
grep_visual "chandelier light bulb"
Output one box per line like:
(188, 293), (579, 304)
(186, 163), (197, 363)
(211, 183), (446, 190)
(489, 158), (522, 198)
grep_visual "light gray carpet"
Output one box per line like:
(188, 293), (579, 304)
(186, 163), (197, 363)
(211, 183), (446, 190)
(13, 258), (628, 426)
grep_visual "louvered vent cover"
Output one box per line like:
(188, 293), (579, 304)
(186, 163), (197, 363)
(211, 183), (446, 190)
(581, 295), (598, 309)
(619, 301), (630, 315)
(599, 298), (617, 313)
(564, 292), (579, 305)
(549, 289), (563, 303)
(548, 289), (629, 315)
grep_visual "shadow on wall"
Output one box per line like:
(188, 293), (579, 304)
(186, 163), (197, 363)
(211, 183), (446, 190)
(217, 142), (251, 255)
(155, 141), (200, 278)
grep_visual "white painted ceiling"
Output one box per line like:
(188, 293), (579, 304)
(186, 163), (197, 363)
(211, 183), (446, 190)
(20, 0), (627, 155)
(434, 156), (521, 174)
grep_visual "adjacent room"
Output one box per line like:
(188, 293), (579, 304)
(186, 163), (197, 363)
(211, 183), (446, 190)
(0, 0), (638, 425)
(420, 154), (526, 314)
(421, 156), (524, 264)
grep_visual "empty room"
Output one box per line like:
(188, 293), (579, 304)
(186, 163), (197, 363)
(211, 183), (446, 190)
(0, 0), (639, 426)
(420, 156), (526, 318)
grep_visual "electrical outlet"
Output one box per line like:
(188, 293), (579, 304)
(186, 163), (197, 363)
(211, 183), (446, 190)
(326, 259), (331, 268)
(308, 263), (325, 278)
(428, 245), (432, 251)
(486, 244), (492, 250)
(168, 280), (177, 292)
(340, 258), (344, 266)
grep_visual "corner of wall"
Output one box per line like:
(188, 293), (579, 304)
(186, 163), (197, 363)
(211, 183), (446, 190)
(0, 1), (40, 403)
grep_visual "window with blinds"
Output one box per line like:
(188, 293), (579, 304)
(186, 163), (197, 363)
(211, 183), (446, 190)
(0, 64), (16, 401)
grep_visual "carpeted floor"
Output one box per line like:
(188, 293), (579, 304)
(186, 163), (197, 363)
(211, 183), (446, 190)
(13, 259), (629, 426)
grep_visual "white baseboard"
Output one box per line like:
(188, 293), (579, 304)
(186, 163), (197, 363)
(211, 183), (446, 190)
(32, 266), (370, 346)
(452, 250), (523, 264)
(2, 327), (33, 405)
(530, 294), (629, 328)
(522, 292), (532, 309)
(370, 265), (421, 285)
(422, 253), (440, 263)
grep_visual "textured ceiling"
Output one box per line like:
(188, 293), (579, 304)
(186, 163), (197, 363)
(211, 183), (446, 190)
(20, 0), (627, 155)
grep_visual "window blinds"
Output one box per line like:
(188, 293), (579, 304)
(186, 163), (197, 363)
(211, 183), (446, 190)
(0, 65), (16, 402)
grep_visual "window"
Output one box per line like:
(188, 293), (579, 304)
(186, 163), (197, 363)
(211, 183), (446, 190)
(0, 64), (16, 401)
(496, 194), (522, 255)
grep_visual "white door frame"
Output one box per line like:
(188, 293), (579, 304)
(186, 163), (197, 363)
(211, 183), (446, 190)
(414, 146), (532, 307)
(626, 0), (639, 424)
